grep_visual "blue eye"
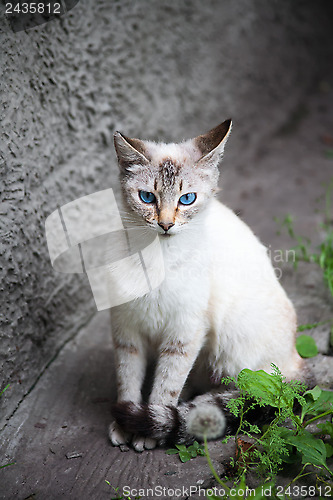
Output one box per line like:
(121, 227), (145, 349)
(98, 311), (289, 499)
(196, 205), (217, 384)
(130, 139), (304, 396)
(179, 193), (196, 205)
(139, 191), (156, 203)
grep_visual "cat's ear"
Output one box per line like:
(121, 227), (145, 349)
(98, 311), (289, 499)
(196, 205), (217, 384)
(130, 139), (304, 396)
(194, 119), (232, 167)
(114, 132), (150, 171)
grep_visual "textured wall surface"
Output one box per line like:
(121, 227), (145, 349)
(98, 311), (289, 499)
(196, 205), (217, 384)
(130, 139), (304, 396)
(1, 0), (333, 426)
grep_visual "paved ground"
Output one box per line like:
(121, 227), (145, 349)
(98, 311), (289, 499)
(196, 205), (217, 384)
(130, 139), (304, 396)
(1, 84), (333, 499)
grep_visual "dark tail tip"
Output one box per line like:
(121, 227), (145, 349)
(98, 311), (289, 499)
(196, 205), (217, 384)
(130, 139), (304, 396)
(111, 402), (153, 436)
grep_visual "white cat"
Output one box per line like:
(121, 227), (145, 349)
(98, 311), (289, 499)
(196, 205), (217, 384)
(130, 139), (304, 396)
(108, 120), (307, 452)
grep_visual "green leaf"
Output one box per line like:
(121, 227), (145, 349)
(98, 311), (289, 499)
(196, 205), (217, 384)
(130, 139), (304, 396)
(301, 388), (333, 422)
(0, 384), (9, 397)
(319, 389), (333, 405)
(192, 440), (199, 450)
(188, 446), (198, 458)
(237, 368), (288, 408)
(175, 444), (187, 451)
(165, 449), (179, 455)
(232, 476), (247, 499)
(166, 441), (205, 462)
(284, 431), (327, 467)
(325, 443), (333, 458)
(304, 385), (322, 401)
(297, 321), (329, 332)
(178, 451), (191, 463)
(0, 462), (15, 469)
(296, 335), (318, 358)
(317, 422), (333, 442)
(276, 426), (295, 439)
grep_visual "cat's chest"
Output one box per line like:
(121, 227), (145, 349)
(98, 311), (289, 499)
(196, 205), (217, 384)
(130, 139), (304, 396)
(129, 285), (183, 336)
(120, 237), (211, 338)
(127, 267), (208, 333)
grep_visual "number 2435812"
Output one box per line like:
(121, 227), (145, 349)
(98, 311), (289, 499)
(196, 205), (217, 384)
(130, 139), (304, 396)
(6, 3), (61, 14)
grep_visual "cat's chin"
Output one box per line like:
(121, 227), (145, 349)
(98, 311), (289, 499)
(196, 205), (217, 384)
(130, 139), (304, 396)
(159, 232), (174, 238)
(152, 225), (180, 237)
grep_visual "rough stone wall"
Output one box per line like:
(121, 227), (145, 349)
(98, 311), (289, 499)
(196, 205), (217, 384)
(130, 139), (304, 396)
(1, 0), (333, 426)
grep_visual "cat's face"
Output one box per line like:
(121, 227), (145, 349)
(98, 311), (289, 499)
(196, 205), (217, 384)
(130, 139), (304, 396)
(114, 120), (232, 236)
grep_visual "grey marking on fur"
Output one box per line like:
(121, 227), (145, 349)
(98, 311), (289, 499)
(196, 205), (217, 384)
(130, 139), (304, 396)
(159, 160), (180, 188)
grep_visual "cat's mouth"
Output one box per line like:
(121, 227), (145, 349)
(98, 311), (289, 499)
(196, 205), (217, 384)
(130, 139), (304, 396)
(158, 229), (174, 237)
(153, 222), (176, 237)
(156, 223), (183, 237)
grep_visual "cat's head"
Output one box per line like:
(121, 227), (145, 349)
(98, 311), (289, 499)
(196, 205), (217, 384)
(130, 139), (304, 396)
(114, 119), (232, 236)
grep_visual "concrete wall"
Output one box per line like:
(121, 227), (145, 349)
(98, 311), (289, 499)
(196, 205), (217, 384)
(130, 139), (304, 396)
(1, 0), (333, 426)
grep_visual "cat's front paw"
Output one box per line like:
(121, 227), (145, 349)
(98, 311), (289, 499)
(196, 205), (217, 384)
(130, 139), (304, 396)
(109, 422), (157, 451)
(109, 421), (131, 446)
(132, 435), (157, 452)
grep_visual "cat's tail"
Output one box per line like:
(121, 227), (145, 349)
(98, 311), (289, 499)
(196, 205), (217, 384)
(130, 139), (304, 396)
(111, 390), (273, 446)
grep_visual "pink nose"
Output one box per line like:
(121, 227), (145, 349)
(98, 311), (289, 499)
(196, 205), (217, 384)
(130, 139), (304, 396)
(158, 222), (174, 232)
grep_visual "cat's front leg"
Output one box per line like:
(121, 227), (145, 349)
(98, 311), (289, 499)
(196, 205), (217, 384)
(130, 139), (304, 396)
(109, 332), (147, 448)
(112, 336), (146, 403)
(149, 331), (205, 406)
(110, 332), (205, 450)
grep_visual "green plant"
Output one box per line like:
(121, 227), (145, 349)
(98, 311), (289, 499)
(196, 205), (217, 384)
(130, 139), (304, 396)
(166, 440), (205, 462)
(0, 384), (9, 398)
(165, 366), (333, 499)
(212, 367), (333, 500)
(297, 320), (332, 332)
(275, 179), (333, 297)
(223, 367), (332, 480)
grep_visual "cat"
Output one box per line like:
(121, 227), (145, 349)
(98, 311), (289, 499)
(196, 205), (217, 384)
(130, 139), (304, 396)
(108, 119), (308, 452)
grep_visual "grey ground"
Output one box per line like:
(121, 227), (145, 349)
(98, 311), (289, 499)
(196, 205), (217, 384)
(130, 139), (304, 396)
(1, 82), (333, 499)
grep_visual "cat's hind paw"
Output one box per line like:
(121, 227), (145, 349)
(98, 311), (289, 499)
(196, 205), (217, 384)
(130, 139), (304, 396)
(109, 421), (131, 446)
(132, 435), (157, 452)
